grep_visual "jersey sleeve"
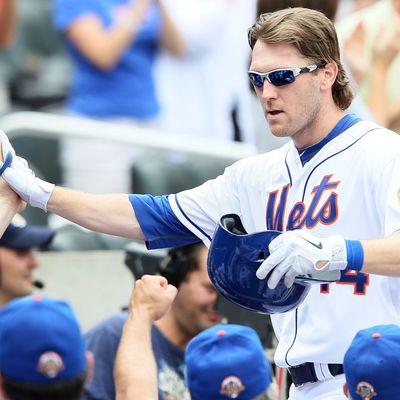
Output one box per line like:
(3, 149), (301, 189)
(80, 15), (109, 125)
(130, 162), (243, 248)
(169, 163), (243, 247)
(129, 194), (200, 249)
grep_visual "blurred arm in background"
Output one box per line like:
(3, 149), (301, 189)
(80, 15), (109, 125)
(64, 0), (184, 71)
(0, 0), (16, 47)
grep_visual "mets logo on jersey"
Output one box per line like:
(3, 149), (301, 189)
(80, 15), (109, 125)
(356, 381), (377, 399)
(37, 351), (65, 378)
(220, 375), (245, 398)
(266, 174), (339, 231)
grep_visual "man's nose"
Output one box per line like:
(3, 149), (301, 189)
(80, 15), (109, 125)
(260, 79), (278, 101)
(27, 250), (39, 269)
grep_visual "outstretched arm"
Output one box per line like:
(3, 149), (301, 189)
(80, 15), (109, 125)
(115, 275), (177, 400)
(0, 130), (146, 239)
(47, 187), (145, 239)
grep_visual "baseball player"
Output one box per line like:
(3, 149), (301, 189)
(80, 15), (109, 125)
(1, 7), (400, 399)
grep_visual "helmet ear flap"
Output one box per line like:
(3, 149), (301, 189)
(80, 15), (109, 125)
(208, 214), (311, 314)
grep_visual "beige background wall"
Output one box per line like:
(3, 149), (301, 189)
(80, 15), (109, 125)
(34, 250), (134, 332)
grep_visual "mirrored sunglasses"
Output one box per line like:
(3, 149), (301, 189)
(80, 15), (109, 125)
(248, 64), (323, 88)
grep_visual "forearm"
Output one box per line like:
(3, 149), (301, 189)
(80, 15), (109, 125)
(387, 100), (400, 128)
(360, 235), (400, 276)
(48, 187), (145, 239)
(115, 314), (157, 400)
(367, 63), (390, 126)
(67, 1), (153, 70)
(158, 2), (186, 57)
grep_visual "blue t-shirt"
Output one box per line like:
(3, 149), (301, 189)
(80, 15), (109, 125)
(83, 312), (189, 400)
(53, 0), (161, 118)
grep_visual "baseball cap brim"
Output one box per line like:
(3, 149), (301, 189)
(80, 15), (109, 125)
(0, 224), (55, 249)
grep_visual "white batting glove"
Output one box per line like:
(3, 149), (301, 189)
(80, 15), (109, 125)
(0, 130), (54, 211)
(256, 230), (347, 289)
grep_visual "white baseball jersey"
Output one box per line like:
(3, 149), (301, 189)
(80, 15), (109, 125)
(163, 117), (400, 367)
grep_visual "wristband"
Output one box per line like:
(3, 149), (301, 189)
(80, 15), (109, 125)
(345, 240), (364, 272)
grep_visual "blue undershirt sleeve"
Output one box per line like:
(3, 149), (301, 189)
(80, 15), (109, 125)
(129, 194), (200, 249)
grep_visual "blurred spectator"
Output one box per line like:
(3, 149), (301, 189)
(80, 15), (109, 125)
(0, 213), (55, 307)
(0, 0), (16, 47)
(52, 0), (185, 193)
(115, 273), (274, 400)
(343, 324), (400, 400)
(336, 0), (400, 131)
(83, 243), (221, 400)
(336, 0), (378, 20)
(257, 0), (339, 20)
(0, 295), (93, 400)
(0, 0), (16, 114)
(155, 0), (256, 145)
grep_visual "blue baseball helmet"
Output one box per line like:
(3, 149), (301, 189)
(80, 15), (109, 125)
(207, 214), (311, 314)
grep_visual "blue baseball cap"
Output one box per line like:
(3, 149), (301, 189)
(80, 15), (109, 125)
(0, 214), (55, 249)
(0, 295), (87, 383)
(185, 324), (271, 399)
(344, 324), (400, 400)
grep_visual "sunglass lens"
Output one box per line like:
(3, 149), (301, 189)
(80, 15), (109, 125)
(248, 72), (264, 88)
(269, 69), (295, 86)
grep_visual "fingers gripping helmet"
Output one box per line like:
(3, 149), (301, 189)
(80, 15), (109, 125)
(207, 214), (311, 314)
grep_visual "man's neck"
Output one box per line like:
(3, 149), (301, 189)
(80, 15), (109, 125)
(154, 313), (192, 351)
(293, 108), (346, 150)
(0, 293), (10, 308)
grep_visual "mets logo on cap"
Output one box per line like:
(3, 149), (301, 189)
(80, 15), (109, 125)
(220, 376), (245, 398)
(356, 381), (377, 399)
(37, 351), (65, 378)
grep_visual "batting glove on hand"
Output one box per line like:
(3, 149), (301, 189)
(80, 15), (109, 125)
(256, 230), (347, 289)
(0, 131), (54, 211)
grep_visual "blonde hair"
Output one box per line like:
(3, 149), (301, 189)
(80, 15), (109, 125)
(248, 8), (353, 110)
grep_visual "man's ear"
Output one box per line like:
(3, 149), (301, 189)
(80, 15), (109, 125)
(0, 374), (10, 400)
(85, 351), (95, 383)
(343, 382), (350, 398)
(320, 62), (338, 92)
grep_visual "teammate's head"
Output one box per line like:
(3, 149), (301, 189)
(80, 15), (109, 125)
(248, 7), (353, 111)
(158, 243), (221, 341)
(185, 324), (272, 400)
(343, 324), (400, 400)
(0, 295), (93, 400)
(0, 214), (55, 307)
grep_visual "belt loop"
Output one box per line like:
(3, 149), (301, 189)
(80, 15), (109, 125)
(314, 363), (334, 380)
